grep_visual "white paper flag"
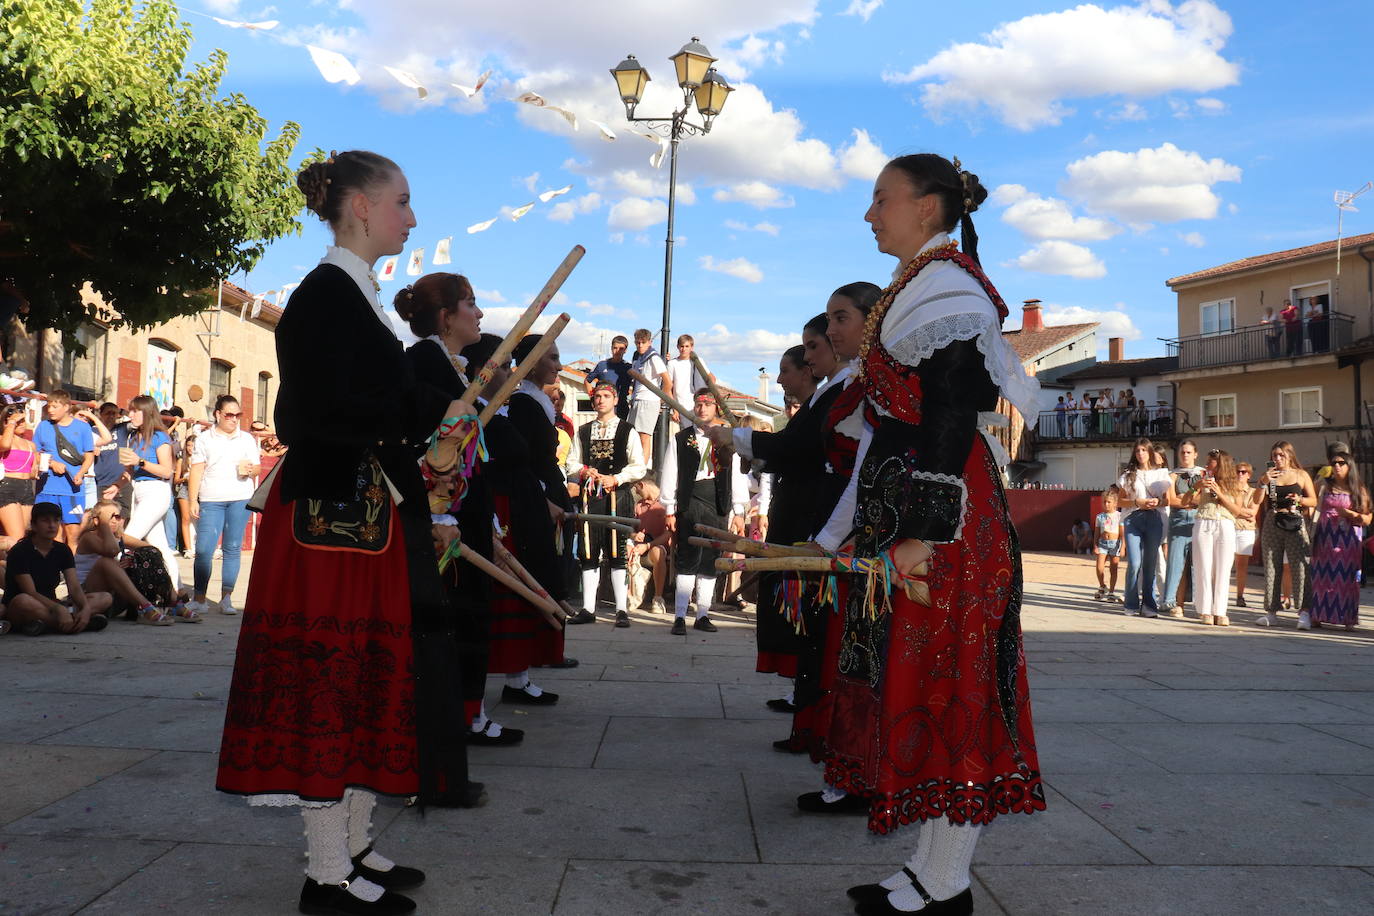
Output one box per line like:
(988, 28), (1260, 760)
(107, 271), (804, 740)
(589, 119), (617, 141)
(406, 249), (425, 276)
(250, 293), (268, 318)
(514, 91), (547, 107)
(307, 46), (361, 86)
(433, 237), (453, 265)
(508, 203), (535, 221)
(649, 136), (669, 169)
(379, 257), (399, 281)
(452, 69), (492, 98)
(548, 106), (578, 130)
(384, 66), (429, 99)
(213, 17), (279, 30)
(538, 185), (572, 203)
(467, 218), (497, 234)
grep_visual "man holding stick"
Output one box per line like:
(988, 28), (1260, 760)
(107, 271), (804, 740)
(565, 382), (646, 628)
(660, 389), (750, 635)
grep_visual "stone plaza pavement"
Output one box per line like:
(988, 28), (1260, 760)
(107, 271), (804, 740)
(2, 552), (1373, 915)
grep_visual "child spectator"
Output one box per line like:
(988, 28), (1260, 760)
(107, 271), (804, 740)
(1094, 487), (1124, 601)
(629, 476), (670, 614)
(3, 501), (112, 635)
(1067, 518), (1092, 554)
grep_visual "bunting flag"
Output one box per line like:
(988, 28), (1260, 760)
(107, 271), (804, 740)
(250, 293), (268, 318)
(514, 91), (577, 130)
(451, 69), (492, 98)
(467, 218), (497, 234)
(433, 236), (453, 265)
(508, 203), (535, 221)
(406, 248), (425, 276)
(649, 136), (670, 169)
(213, 17), (279, 30)
(589, 119), (617, 141)
(538, 185), (572, 203)
(307, 45), (361, 86)
(384, 66), (429, 99)
(273, 288), (287, 307)
(379, 256), (399, 281)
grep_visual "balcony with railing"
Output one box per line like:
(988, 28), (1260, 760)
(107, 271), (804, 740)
(1164, 313), (1354, 370)
(1034, 406), (1187, 444)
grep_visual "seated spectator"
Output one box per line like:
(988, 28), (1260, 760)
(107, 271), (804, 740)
(629, 477), (671, 613)
(3, 501), (112, 635)
(1067, 517), (1092, 554)
(75, 500), (181, 625)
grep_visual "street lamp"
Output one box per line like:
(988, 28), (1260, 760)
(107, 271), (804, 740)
(609, 38), (733, 360)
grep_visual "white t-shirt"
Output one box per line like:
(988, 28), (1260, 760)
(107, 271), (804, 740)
(1117, 467), (1172, 521)
(630, 350), (668, 402)
(191, 427), (262, 502)
(666, 356), (708, 402)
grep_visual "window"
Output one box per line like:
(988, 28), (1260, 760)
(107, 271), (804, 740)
(61, 324), (108, 398)
(256, 372), (271, 422)
(210, 359), (233, 399)
(1279, 387), (1322, 427)
(1200, 394), (1237, 430)
(1199, 298), (1235, 336)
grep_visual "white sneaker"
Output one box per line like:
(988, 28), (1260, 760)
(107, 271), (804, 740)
(186, 599), (210, 618)
(219, 596), (238, 616)
(651, 597), (666, 614)
(1296, 611), (1311, 630)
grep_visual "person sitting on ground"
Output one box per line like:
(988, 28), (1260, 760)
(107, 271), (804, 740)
(74, 500), (176, 625)
(629, 476), (671, 613)
(3, 501), (113, 635)
(1094, 487), (1124, 601)
(1067, 517), (1092, 554)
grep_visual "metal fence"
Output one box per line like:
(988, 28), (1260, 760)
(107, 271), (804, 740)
(1035, 406), (1185, 442)
(1165, 314), (1354, 370)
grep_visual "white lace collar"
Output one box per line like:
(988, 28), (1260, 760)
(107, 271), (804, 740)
(320, 246), (391, 336)
(423, 335), (469, 373)
(516, 379), (555, 423)
(808, 361), (855, 407)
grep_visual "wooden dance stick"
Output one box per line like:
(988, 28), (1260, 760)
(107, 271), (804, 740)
(460, 542), (565, 630)
(566, 512), (640, 531)
(687, 535), (818, 559)
(470, 245), (585, 393)
(693, 523), (821, 556)
(712, 554), (930, 606)
(476, 313), (571, 426)
(490, 541), (566, 631)
(721, 573), (760, 606)
(690, 352), (736, 428)
(626, 369), (709, 430)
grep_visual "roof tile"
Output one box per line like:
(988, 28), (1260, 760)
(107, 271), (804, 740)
(1166, 231), (1374, 286)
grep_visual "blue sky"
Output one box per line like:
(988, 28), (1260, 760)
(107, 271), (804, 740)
(190, 0), (1374, 397)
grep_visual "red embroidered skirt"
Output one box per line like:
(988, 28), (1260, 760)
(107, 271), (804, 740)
(756, 652), (798, 678)
(824, 438), (1045, 833)
(486, 493), (565, 673)
(216, 474), (420, 801)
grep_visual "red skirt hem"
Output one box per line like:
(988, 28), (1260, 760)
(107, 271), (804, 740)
(755, 651), (798, 677)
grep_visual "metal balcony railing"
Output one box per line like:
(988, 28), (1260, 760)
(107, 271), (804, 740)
(1034, 406), (1186, 443)
(1164, 313), (1355, 370)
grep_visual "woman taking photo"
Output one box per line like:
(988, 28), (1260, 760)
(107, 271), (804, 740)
(1161, 440), (1202, 616)
(216, 150), (476, 915)
(812, 154), (1044, 915)
(1308, 442), (1368, 630)
(0, 404), (38, 539)
(1184, 448), (1251, 626)
(1118, 438), (1172, 617)
(186, 396), (261, 618)
(1253, 440), (1316, 628)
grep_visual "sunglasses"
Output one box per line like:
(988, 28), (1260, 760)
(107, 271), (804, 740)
(1332, 459), (1349, 466)
(220, 411), (242, 418)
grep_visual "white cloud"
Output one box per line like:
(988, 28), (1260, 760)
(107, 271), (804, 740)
(521, 171), (540, 193)
(837, 128), (889, 182)
(722, 34), (788, 74)
(692, 323), (799, 364)
(993, 184), (1120, 242)
(713, 181), (794, 209)
(724, 219), (781, 236)
(1062, 142), (1242, 224)
(886, 1), (1240, 130)
(700, 255), (764, 283)
(1043, 304), (1142, 345)
(547, 192), (603, 223)
(598, 170), (696, 205)
(842, 1), (883, 23)
(1179, 230), (1206, 247)
(1108, 101), (1147, 122)
(607, 197), (668, 231)
(1194, 96), (1227, 114)
(575, 299), (636, 319)
(473, 288), (506, 303)
(1007, 241), (1107, 278)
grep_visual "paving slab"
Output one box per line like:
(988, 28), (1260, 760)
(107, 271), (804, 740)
(1304, 724), (1374, 750)
(718, 682), (797, 720)
(1031, 722), (1171, 775)
(1051, 774), (1374, 866)
(0, 691), (141, 743)
(467, 714), (610, 770)
(977, 865), (1374, 915)
(595, 716), (799, 773)
(36, 696), (228, 753)
(1081, 723), (1374, 774)
(0, 834), (174, 915)
(493, 679), (724, 719)
(1111, 689), (1374, 724)
(0, 744), (154, 825)
(1027, 689), (1178, 724)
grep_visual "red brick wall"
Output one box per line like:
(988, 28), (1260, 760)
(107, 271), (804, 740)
(1006, 489), (1096, 552)
(240, 386), (254, 424)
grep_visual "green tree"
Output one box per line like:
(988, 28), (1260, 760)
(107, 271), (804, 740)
(0, 0), (302, 332)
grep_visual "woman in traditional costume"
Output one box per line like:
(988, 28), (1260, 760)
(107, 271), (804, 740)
(814, 154), (1045, 915)
(216, 151), (476, 916)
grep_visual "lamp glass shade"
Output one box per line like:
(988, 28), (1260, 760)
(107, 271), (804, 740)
(610, 55), (650, 104)
(670, 38), (715, 89)
(694, 69), (733, 117)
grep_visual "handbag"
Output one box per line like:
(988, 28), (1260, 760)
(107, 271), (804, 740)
(1267, 481), (1303, 532)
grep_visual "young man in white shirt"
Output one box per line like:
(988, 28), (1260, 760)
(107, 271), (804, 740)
(664, 334), (714, 434)
(628, 328), (670, 464)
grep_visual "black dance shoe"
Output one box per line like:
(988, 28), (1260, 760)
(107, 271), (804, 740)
(797, 791), (868, 814)
(566, 610), (597, 625)
(670, 618), (688, 635)
(854, 887), (973, 916)
(298, 872), (416, 915)
(693, 616), (718, 632)
(349, 846), (426, 890)
(501, 684), (559, 705)
(615, 610), (631, 628)
(772, 738), (805, 753)
(467, 721), (525, 747)
(765, 697), (796, 713)
(847, 867), (919, 906)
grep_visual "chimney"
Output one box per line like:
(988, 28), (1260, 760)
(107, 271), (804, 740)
(758, 370), (771, 402)
(1108, 337), (1124, 362)
(1021, 299), (1044, 333)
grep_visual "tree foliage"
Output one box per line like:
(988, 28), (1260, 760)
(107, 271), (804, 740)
(0, 0), (303, 332)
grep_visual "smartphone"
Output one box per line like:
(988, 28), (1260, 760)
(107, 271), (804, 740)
(1266, 461), (1276, 470)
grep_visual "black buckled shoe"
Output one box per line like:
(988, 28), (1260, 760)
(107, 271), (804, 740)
(854, 882), (973, 916)
(765, 697), (796, 713)
(467, 721), (525, 746)
(772, 738), (805, 753)
(299, 870), (416, 915)
(348, 846), (426, 891)
(847, 867), (918, 907)
(797, 790), (869, 814)
(501, 684), (559, 705)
